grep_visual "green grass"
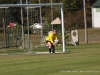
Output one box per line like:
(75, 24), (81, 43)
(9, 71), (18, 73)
(0, 43), (100, 75)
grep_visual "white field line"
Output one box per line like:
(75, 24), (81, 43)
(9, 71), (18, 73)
(0, 55), (94, 66)
(0, 57), (72, 65)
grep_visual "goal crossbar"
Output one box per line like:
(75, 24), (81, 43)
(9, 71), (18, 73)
(0, 3), (63, 7)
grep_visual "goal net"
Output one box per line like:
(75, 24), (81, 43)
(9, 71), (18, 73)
(0, 3), (65, 54)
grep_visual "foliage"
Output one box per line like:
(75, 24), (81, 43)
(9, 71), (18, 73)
(7, 23), (22, 47)
(0, 0), (98, 30)
(42, 21), (51, 35)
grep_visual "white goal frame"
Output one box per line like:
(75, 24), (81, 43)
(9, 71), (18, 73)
(0, 3), (65, 52)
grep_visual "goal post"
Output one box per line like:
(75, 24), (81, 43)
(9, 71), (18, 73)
(0, 3), (66, 53)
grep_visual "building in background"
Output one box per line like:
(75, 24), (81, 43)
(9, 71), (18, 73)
(92, 0), (100, 28)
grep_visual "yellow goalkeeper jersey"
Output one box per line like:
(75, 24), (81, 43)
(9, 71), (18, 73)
(46, 32), (58, 44)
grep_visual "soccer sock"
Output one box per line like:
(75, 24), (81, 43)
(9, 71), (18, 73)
(49, 46), (51, 53)
(52, 45), (55, 53)
(51, 47), (55, 53)
(49, 46), (51, 49)
(49, 48), (51, 53)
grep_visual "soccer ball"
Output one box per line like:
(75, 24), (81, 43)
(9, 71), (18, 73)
(55, 40), (58, 44)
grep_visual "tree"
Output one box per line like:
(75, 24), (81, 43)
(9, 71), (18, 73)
(0, 0), (98, 29)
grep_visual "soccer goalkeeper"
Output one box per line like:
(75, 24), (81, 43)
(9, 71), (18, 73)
(46, 30), (58, 53)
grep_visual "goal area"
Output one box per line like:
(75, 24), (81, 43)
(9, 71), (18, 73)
(0, 3), (65, 54)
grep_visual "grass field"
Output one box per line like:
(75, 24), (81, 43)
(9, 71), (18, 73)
(0, 43), (100, 75)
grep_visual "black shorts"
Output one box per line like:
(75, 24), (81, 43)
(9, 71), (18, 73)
(46, 40), (53, 44)
(46, 40), (51, 43)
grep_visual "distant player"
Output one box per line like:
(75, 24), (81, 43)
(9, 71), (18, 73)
(46, 30), (58, 53)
